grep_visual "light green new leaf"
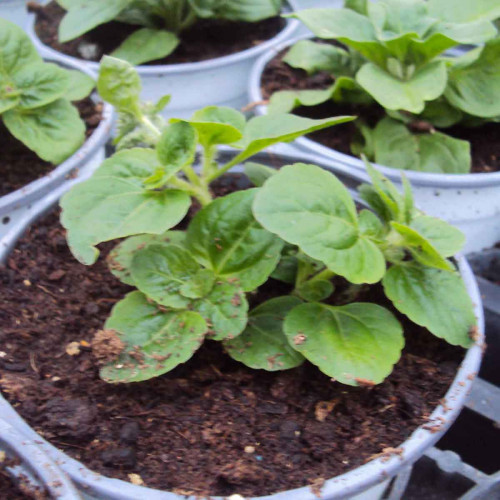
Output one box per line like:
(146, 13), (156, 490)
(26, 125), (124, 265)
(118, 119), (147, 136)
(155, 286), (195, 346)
(0, 19), (41, 75)
(445, 39), (500, 119)
(12, 62), (70, 109)
(64, 70), (95, 101)
(59, 0), (133, 42)
(244, 162), (276, 187)
(268, 87), (335, 114)
(173, 106), (246, 148)
(228, 113), (355, 166)
(100, 291), (207, 383)
(356, 61), (447, 114)
(189, 0), (281, 22)
(107, 231), (186, 285)
(111, 28), (179, 65)
(156, 121), (197, 171)
(383, 262), (476, 347)
(284, 302), (404, 385)
(131, 244), (201, 309)
(224, 296), (305, 370)
(391, 222), (454, 271)
(253, 164), (386, 284)
(186, 189), (284, 291)
(60, 149), (190, 265)
(3, 99), (85, 164)
(427, 0), (500, 23)
(372, 118), (471, 174)
(97, 56), (141, 116)
(410, 216), (465, 257)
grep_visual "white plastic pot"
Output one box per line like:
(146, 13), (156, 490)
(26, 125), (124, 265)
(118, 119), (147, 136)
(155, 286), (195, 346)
(248, 36), (500, 253)
(0, 0), (28, 27)
(0, 150), (485, 500)
(27, 4), (299, 120)
(0, 57), (114, 240)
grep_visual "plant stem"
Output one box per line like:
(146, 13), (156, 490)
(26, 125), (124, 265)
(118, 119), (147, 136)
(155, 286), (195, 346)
(140, 115), (161, 140)
(207, 153), (243, 182)
(201, 145), (217, 180)
(308, 268), (336, 283)
(169, 177), (213, 207)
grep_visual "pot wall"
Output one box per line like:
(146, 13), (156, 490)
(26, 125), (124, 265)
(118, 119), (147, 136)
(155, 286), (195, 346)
(0, 151), (485, 500)
(0, 56), (114, 240)
(0, 0), (27, 27)
(27, 7), (299, 120)
(248, 36), (500, 253)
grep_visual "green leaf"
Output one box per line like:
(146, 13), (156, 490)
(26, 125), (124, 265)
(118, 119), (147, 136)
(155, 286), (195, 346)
(283, 39), (359, 77)
(268, 87), (335, 114)
(356, 61), (447, 114)
(344, 0), (368, 15)
(382, 262), (476, 347)
(445, 39), (500, 119)
(391, 222), (454, 271)
(64, 70), (95, 101)
(229, 113), (355, 166)
(427, 0), (500, 23)
(153, 94), (171, 113)
(131, 244), (201, 309)
(188, 0), (281, 22)
(186, 189), (284, 291)
(60, 149), (190, 265)
(284, 302), (404, 385)
(419, 99), (463, 128)
(371, 117), (471, 174)
(97, 56), (141, 116)
(107, 231), (186, 285)
(100, 291), (207, 383)
(3, 99), (85, 164)
(111, 28), (179, 65)
(156, 121), (197, 172)
(0, 19), (41, 75)
(180, 269), (216, 299)
(253, 164), (386, 284)
(192, 279), (248, 341)
(173, 106), (246, 148)
(224, 296), (305, 371)
(244, 162), (276, 187)
(12, 62), (70, 110)
(59, 0), (133, 42)
(359, 209), (385, 239)
(296, 280), (334, 302)
(410, 215), (465, 257)
(271, 255), (298, 284)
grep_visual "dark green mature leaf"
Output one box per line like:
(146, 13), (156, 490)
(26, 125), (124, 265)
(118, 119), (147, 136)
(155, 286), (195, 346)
(356, 61), (447, 114)
(97, 56), (141, 116)
(100, 291), (207, 383)
(173, 106), (246, 148)
(187, 189), (283, 291)
(445, 39), (500, 118)
(253, 164), (386, 284)
(156, 121), (197, 171)
(64, 70), (95, 101)
(60, 149), (190, 264)
(284, 302), (404, 385)
(131, 244), (201, 309)
(3, 99), (85, 164)
(371, 118), (471, 174)
(180, 269), (216, 299)
(111, 28), (179, 65)
(0, 19), (41, 75)
(12, 62), (69, 109)
(224, 296), (305, 370)
(296, 280), (334, 302)
(107, 231), (186, 285)
(410, 216), (465, 257)
(59, 0), (133, 42)
(382, 262), (476, 347)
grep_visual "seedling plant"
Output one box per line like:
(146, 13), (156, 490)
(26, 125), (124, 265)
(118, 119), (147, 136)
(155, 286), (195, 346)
(0, 19), (94, 164)
(56, 0), (283, 65)
(61, 57), (477, 387)
(268, 0), (500, 174)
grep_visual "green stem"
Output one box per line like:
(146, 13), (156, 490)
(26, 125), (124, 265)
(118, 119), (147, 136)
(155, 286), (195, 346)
(183, 164), (202, 187)
(140, 115), (161, 140)
(201, 145), (217, 180)
(207, 153), (243, 183)
(308, 268), (336, 283)
(169, 177), (212, 207)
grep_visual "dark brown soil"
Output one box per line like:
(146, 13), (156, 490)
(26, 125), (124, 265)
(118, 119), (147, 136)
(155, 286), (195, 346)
(32, 2), (285, 65)
(0, 465), (46, 500)
(0, 180), (464, 497)
(261, 50), (500, 173)
(0, 98), (103, 197)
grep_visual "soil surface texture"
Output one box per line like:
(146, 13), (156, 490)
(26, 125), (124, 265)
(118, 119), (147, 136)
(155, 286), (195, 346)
(261, 49), (500, 173)
(0, 178), (465, 497)
(0, 98), (103, 197)
(32, 2), (285, 65)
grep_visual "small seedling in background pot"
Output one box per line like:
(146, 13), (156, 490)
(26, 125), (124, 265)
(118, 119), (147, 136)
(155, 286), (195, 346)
(267, 0), (500, 174)
(0, 19), (94, 164)
(60, 57), (476, 386)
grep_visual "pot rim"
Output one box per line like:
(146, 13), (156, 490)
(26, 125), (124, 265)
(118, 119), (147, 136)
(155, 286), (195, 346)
(26, 5), (299, 76)
(0, 56), (114, 218)
(0, 151), (485, 500)
(248, 34), (500, 189)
